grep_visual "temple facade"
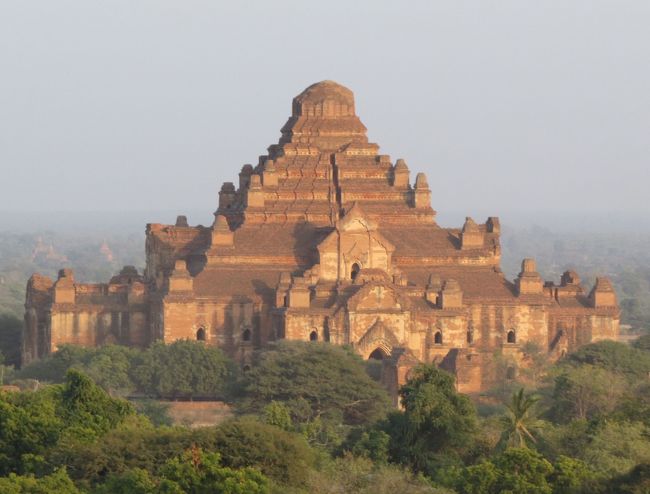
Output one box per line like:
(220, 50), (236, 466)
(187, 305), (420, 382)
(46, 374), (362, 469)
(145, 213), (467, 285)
(23, 81), (620, 395)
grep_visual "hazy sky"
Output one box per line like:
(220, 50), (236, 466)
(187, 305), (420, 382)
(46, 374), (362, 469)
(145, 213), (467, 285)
(1, 1), (649, 222)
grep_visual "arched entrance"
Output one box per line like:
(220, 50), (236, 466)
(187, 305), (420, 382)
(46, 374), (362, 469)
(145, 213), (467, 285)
(351, 262), (361, 281)
(366, 346), (388, 381)
(196, 327), (206, 341)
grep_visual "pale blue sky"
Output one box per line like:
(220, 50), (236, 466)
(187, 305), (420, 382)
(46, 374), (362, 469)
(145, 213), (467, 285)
(1, 0), (649, 220)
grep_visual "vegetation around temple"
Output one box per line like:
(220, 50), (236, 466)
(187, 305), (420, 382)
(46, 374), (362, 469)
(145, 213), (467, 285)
(1, 339), (649, 493)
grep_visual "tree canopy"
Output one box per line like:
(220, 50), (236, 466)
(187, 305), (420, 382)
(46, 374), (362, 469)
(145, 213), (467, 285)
(17, 341), (234, 400)
(237, 341), (392, 426)
(1, 336), (649, 493)
(387, 364), (478, 475)
(130, 340), (233, 400)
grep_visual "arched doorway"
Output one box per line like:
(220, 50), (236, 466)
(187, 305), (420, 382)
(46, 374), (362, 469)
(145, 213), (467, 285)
(309, 330), (318, 341)
(366, 347), (387, 381)
(507, 330), (516, 344)
(351, 262), (361, 281)
(242, 328), (251, 342)
(434, 331), (443, 345)
(196, 327), (206, 341)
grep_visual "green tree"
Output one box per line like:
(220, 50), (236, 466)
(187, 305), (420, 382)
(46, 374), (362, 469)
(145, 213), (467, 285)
(452, 461), (500, 494)
(131, 340), (233, 399)
(615, 382), (650, 426)
(263, 401), (292, 431)
(499, 388), (539, 449)
(345, 428), (391, 464)
(80, 345), (139, 395)
(0, 468), (81, 494)
(566, 341), (650, 380)
(580, 421), (650, 477)
(549, 456), (594, 494)
(58, 369), (134, 438)
(307, 453), (447, 494)
(93, 449), (270, 494)
(0, 387), (63, 475)
(450, 448), (556, 494)
(49, 422), (196, 484)
(551, 366), (627, 422)
(605, 463), (650, 494)
(494, 448), (554, 494)
(93, 468), (157, 494)
(632, 333), (650, 352)
(16, 344), (137, 394)
(388, 364), (478, 475)
(159, 447), (269, 494)
(206, 419), (315, 487)
(238, 341), (391, 426)
(17, 345), (92, 383)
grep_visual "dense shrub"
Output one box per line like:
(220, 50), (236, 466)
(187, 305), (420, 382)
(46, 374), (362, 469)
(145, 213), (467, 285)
(237, 341), (391, 426)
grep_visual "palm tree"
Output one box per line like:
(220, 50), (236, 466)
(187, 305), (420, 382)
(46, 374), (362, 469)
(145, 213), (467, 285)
(500, 388), (539, 449)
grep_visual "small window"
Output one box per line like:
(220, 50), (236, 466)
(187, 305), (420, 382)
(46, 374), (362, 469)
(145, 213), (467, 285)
(309, 330), (318, 341)
(434, 331), (443, 345)
(507, 330), (516, 344)
(242, 329), (251, 342)
(467, 331), (474, 344)
(196, 327), (206, 341)
(351, 263), (361, 281)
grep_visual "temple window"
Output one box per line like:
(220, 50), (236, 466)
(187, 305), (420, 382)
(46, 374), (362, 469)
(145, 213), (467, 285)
(351, 263), (360, 281)
(242, 328), (252, 342)
(196, 327), (206, 341)
(467, 330), (474, 344)
(434, 331), (443, 345)
(507, 330), (516, 344)
(309, 330), (318, 341)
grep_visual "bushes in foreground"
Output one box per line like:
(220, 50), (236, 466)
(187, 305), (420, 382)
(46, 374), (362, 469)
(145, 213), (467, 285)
(2, 339), (650, 493)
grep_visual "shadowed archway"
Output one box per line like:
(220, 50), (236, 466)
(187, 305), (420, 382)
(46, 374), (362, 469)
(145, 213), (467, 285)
(368, 347), (387, 360)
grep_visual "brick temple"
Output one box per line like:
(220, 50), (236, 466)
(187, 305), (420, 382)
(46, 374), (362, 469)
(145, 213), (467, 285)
(24, 81), (620, 396)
